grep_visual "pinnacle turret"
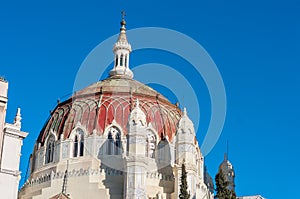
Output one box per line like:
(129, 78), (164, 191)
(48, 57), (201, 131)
(109, 11), (133, 79)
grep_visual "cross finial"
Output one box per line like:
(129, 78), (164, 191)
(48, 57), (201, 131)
(121, 10), (126, 21)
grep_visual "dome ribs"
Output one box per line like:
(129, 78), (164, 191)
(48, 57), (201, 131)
(79, 101), (91, 124)
(101, 96), (113, 133)
(111, 95), (128, 134)
(53, 108), (64, 135)
(73, 103), (84, 127)
(161, 106), (171, 141)
(37, 79), (182, 145)
(63, 108), (77, 139)
(82, 99), (97, 134)
(50, 113), (59, 134)
(152, 103), (164, 138)
(41, 115), (55, 143)
(168, 109), (178, 138)
(88, 106), (97, 133)
(118, 96), (131, 134)
(98, 102), (107, 134)
(142, 100), (155, 126)
(97, 94), (131, 135)
(155, 94), (167, 140)
(58, 105), (70, 139)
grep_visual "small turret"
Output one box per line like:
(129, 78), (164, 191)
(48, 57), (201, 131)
(128, 99), (146, 127)
(176, 108), (196, 160)
(175, 107), (198, 198)
(125, 98), (148, 198)
(109, 11), (133, 79)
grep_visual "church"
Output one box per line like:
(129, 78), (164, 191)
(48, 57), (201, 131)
(17, 16), (215, 199)
(0, 15), (260, 199)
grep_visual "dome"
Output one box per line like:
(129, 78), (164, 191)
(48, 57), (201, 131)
(37, 77), (182, 145)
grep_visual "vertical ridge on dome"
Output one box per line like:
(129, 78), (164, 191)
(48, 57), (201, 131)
(109, 11), (134, 79)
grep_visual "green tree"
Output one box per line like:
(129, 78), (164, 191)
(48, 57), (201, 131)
(215, 169), (236, 199)
(179, 163), (190, 199)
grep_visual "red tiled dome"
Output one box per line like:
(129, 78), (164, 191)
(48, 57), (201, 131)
(38, 77), (182, 144)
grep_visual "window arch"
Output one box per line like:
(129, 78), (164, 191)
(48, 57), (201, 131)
(115, 132), (121, 155)
(72, 128), (84, 158)
(107, 132), (113, 155)
(146, 130), (156, 158)
(115, 55), (119, 66)
(125, 54), (127, 67)
(157, 139), (170, 162)
(73, 135), (78, 157)
(45, 135), (55, 164)
(120, 54), (124, 66)
(106, 126), (122, 155)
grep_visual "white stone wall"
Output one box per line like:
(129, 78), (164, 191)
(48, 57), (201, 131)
(0, 124), (28, 199)
(20, 109), (212, 199)
(0, 80), (28, 199)
(0, 79), (8, 161)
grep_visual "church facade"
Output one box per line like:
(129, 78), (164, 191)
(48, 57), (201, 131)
(18, 18), (215, 199)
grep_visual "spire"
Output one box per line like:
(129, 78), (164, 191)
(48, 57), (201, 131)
(226, 140), (229, 160)
(223, 140), (229, 161)
(109, 11), (133, 79)
(224, 153), (228, 161)
(14, 108), (22, 128)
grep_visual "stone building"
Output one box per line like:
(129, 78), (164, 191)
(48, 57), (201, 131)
(18, 17), (214, 199)
(0, 78), (28, 199)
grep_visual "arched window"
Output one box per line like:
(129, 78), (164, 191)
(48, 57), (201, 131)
(106, 126), (122, 155)
(80, 136), (84, 156)
(73, 135), (78, 157)
(125, 54), (127, 67)
(146, 130), (156, 158)
(45, 135), (55, 164)
(72, 129), (84, 158)
(157, 140), (169, 162)
(120, 54), (124, 66)
(115, 55), (118, 66)
(115, 133), (121, 155)
(107, 132), (113, 155)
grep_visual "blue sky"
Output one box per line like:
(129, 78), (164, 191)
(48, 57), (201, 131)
(1, 0), (299, 198)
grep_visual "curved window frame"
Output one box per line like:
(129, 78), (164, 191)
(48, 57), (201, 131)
(120, 54), (124, 66)
(71, 128), (85, 158)
(105, 126), (122, 156)
(45, 135), (55, 164)
(115, 55), (119, 66)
